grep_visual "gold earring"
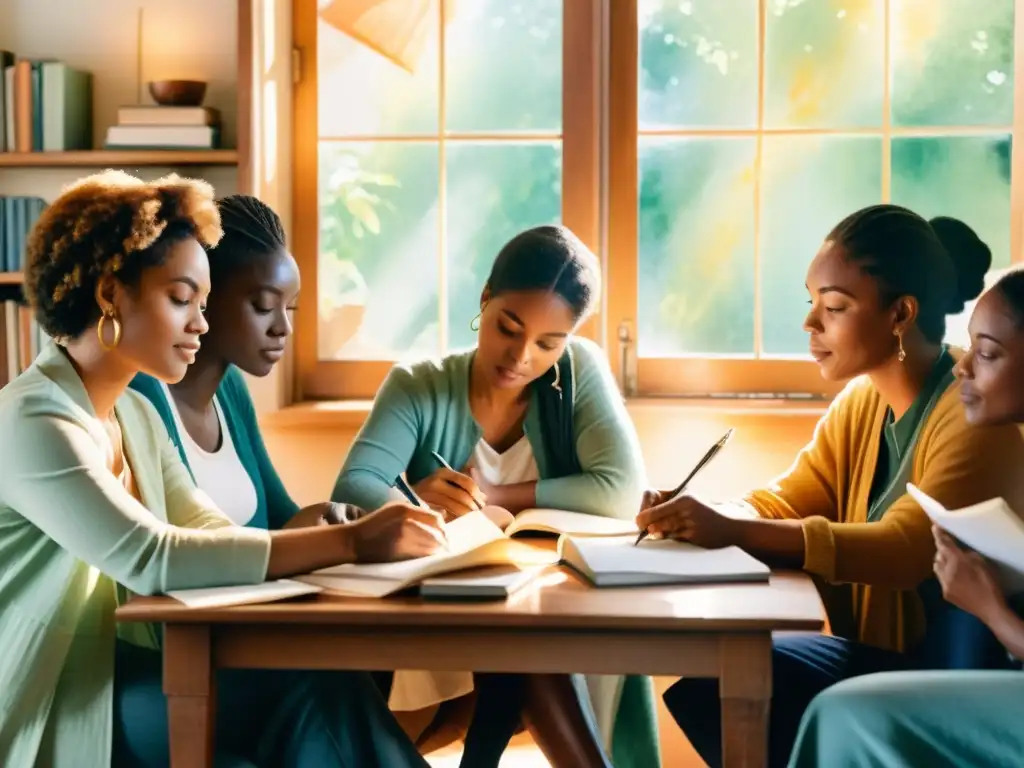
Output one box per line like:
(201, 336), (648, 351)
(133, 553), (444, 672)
(97, 310), (122, 351)
(896, 331), (906, 363)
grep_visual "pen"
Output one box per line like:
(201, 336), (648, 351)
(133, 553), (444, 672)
(430, 450), (483, 510)
(394, 474), (428, 508)
(635, 428), (736, 545)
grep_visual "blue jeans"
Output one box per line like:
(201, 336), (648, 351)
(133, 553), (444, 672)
(663, 634), (912, 768)
(112, 641), (429, 768)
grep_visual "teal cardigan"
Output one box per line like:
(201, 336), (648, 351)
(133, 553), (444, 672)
(0, 343), (269, 768)
(130, 367), (300, 530)
(332, 337), (660, 768)
(333, 337), (647, 516)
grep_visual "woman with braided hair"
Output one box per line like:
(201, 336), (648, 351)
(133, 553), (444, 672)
(0, 171), (442, 768)
(131, 194), (336, 530)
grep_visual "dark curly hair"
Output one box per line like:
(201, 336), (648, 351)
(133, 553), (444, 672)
(25, 170), (222, 340)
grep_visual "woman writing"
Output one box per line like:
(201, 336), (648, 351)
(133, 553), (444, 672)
(0, 171), (441, 768)
(637, 206), (1024, 766)
(130, 194), (333, 530)
(333, 225), (659, 768)
(788, 269), (1024, 767)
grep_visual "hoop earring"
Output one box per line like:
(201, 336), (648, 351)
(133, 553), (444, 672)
(895, 330), (906, 363)
(469, 313), (481, 332)
(97, 310), (122, 351)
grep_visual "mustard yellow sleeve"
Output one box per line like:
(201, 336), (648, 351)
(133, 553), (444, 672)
(744, 386), (851, 522)
(802, 394), (1024, 589)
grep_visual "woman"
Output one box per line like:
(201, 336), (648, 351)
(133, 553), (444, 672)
(333, 225), (659, 768)
(787, 269), (1024, 768)
(0, 170), (444, 768)
(130, 194), (329, 530)
(636, 206), (1024, 766)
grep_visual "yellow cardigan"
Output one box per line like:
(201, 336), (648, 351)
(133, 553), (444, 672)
(746, 370), (1024, 652)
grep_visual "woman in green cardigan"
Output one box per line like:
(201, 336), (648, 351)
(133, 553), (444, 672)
(788, 269), (1024, 768)
(130, 194), (333, 531)
(333, 225), (660, 768)
(0, 171), (444, 768)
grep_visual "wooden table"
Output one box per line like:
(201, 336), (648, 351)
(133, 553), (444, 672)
(117, 570), (824, 768)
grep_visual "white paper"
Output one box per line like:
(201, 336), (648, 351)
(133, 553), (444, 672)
(505, 508), (637, 537)
(907, 483), (1024, 593)
(166, 579), (323, 609)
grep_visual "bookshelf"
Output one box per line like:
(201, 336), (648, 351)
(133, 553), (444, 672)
(0, 150), (239, 168)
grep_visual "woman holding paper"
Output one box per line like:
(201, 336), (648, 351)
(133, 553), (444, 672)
(787, 268), (1024, 767)
(0, 172), (442, 768)
(637, 206), (1024, 766)
(333, 225), (658, 768)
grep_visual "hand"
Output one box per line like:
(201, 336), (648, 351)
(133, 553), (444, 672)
(639, 488), (675, 514)
(635, 494), (740, 549)
(347, 501), (448, 562)
(933, 525), (1005, 623)
(412, 468), (486, 520)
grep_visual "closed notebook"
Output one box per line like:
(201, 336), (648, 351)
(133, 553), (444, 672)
(559, 535), (770, 587)
(420, 564), (545, 600)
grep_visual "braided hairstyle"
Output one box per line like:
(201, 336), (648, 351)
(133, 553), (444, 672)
(25, 170), (221, 340)
(827, 205), (991, 343)
(206, 194), (287, 283)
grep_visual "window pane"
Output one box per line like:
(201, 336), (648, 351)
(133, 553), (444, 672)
(317, 7), (438, 136)
(638, 137), (756, 356)
(765, 0), (884, 128)
(891, 0), (1014, 127)
(761, 137), (883, 356)
(446, 0), (562, 133)
(891, 135), (1012, 268)
(318, 142), (440, 360)
(446, 142), (562, 351)
(638, 0), (757, 129)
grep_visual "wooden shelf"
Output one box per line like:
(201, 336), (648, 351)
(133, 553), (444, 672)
(0, 150), (239, 168)
(0, 273), (24, 285)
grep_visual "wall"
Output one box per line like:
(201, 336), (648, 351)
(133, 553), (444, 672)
(0, 0), (240, 197)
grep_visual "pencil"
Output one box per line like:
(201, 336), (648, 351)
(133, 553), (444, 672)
(430, 451), (483, 510)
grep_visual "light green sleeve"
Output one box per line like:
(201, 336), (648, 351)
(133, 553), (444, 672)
(0, 393), (271, 596)
(535, 339), (647, 519)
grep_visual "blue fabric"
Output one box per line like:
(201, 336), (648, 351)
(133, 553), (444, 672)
(663, 634), (912, 768)
(112, 641), (428, 768)
(130, 369), (300, 531)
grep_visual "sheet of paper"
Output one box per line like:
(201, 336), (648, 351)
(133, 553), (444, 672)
(563, 535), (769, 581)
(166, 579), (323, 609)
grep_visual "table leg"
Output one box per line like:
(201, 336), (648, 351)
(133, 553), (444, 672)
(163, 623), (216, 768)
(719, 634), (772, 768)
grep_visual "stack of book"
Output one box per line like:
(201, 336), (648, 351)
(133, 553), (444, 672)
(1, 51), (93, 153)
(104, 105), (221, 150)
(0, 196), (47, 273)
(0, 298), (46, 388)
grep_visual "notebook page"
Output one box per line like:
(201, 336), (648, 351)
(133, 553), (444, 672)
(167, 579), (323, 609)
(507, 509), (637, 537)
(562, 535), (769, 580)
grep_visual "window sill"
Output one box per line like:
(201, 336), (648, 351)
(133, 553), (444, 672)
(261, 395), (830, 430)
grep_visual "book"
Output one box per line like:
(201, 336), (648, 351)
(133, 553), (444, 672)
(166, 579), (323, 609)
(296, 511), (559, 598)
(420, 564), (545, 600)
(907, 483), (1024, 594)
(559, 535), (771, 587)
(502, 507), (638, 538)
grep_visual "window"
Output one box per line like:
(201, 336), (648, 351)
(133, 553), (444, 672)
(293, 0), (600, 399)
(608, 0), (1018, 397)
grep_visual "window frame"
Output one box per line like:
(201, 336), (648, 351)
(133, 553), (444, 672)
(291, 0), (602, 401)
(606, 0), (1024, 399)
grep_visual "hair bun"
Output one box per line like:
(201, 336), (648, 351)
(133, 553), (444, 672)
(929, 216), (992, 314)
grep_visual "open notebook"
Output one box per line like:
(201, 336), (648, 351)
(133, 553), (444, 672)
(559, 535), (770, 587)
(907, 483), (1024, 594)
(502, 508), (638, 537)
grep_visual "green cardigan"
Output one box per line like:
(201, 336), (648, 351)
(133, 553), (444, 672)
(0, 342), (270, 768)
(332, 337), (661, 768)
(130, 367), (300, 530)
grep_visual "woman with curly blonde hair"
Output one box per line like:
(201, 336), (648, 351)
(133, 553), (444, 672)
(0, 171), (441, 768)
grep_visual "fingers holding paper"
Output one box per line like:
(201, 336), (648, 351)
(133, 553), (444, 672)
(932, 524), (1005, 621)
(636, 494), (740, 550)
(349, 502), (448, 562)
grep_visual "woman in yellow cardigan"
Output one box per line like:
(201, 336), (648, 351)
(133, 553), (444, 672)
(637, 206), (1024, 767)
(0, 171), (443, 768)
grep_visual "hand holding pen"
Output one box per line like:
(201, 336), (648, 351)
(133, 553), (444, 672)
(635, 428), (735, 546)
(401, 452), (487, 520)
